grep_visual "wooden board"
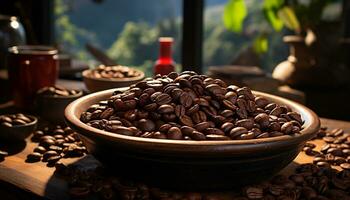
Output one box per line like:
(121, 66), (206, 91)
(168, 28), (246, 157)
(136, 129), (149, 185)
(0, 118), (349, 199)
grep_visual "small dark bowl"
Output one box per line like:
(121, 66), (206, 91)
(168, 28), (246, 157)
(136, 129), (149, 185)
(65, 88), (320, 190)
(36, 91), (83, 124)
(0, 115), (38, 141)
(82, 69), (145, 93)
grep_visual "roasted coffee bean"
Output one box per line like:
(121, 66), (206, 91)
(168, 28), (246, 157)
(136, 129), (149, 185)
(221, 122), (234, 133)
(179, 115), (193, 127)
(159, 124), (172, 132)
(340, 163), (350, 170)
(327, 148), (343, 156)
(229, 127), (248, 139)
(281, 122), (294, 134)
(49, 145), (63, 152)
(107, 125), (134, 136)
(137, 119), (156, 132)
(190, 131), (206, 140)
(27, 152), (42, 162)
(194, 122), (211, 132)
(238, 131), (255, 140)
(220, 109), (234, 118)
(100, 108), (114, 119)
(254, 96), (269, 108)
(254, 113), (270, 129)
(323, 137), (335, 143)
(186, 104), (200, 115)
(235, 119), (254, 130)
(157, 104), (174, 114)
(256, 132), (269, 138)
(155, 93), (172, 105)
(191, 111), (207, 123)
(269, 122), (281, 131)
(179, 92), (193, 108)
(205, 134), (230, 140)
(40, 138), (56, 147)
(167, 127), (182, 140)
(47, 155), (61, 165)
(42, 150), (58, 161)
(181, 126), (196, 136)
(204, 128), (225, 135)
(34, 146), (46, 154)
(1, 113), (33, 127)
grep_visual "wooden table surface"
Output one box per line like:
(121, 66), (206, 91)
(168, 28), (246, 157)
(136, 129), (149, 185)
(0, 118), (349, 200)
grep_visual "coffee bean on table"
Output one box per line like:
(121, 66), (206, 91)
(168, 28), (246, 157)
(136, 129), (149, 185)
(323, 136), (335, 143)
(34, 146), (46, 154)
(26, 152), (42, 162)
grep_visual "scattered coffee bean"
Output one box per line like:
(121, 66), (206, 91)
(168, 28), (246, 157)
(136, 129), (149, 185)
(26, 152), (42, 162)
(27, 125), (86, 167)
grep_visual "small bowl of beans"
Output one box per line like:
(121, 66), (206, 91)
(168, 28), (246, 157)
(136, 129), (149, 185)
(36, 85), (83, 124)
(82, 65), (145, 93)
(65, 71), (320, 189)
(0, 113), (38, 141)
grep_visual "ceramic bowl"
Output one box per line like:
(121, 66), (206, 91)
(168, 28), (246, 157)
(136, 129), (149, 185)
(65, 88), (320, 189)
(0, 114), (38, 141)
(36, 91), (83, 124)
(82, 69), (145, 93)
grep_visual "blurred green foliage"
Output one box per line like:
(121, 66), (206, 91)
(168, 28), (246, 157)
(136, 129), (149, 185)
(55, 0), (341, 75)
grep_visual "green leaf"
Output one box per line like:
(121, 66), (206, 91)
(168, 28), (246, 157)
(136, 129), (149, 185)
(263, 0), (283, 9)
(278, 6), (301, 32)
(263, 0), (284, 32)
(253, 35), (268, 54)
(222, 0), (247, 33)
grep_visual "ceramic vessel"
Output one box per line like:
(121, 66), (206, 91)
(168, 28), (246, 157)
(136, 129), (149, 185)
(65, 88), (320, 189)
(36, 91), (83, 124)
(0, 115), (37, 141)
(82, 69), (144, 93)
(272, 35), (317, 86)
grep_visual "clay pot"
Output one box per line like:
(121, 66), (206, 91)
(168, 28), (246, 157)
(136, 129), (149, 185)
(272, 35), (318, 87)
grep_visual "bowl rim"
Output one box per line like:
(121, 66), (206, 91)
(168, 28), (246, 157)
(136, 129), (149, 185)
(0, 114), (38, 128)
(82, 68), (145, 83)
(65, 88), (320, 153)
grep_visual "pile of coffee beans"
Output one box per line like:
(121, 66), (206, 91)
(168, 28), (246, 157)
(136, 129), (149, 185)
(80, 71), (304, 140)
(88, 65), (142, 79)
(37, 85), (81, 97)
(302, 127), (350, 170)
(26, 125), (87, 166)
(56, 161), (350, 200)
(0, 113), (34, 127)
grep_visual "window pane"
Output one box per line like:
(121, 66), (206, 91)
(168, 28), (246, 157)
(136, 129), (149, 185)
(203, 0), (288, 72)
(55, 0), (182, 76)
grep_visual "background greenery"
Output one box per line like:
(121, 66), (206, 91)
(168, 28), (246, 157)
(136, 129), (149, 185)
(55, 0), (341, 76)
